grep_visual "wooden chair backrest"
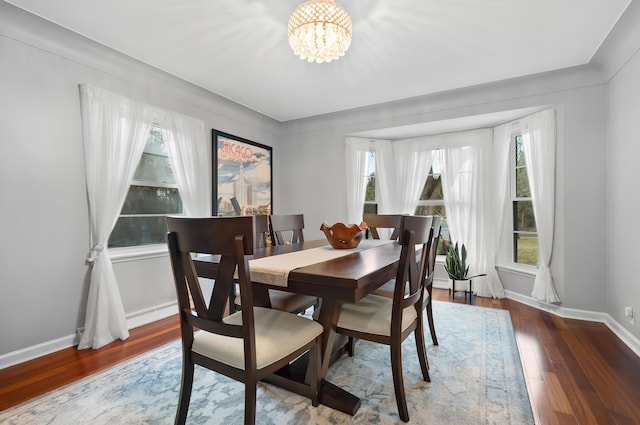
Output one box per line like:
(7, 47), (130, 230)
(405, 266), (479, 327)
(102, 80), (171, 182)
(393, 215), (434, 321)
(254, 214), (271, 248)
(166, 216), (256, 341)
(270, 214), (305, 245)
(363, 214), (403, 240)
(425, 216), (442, 291)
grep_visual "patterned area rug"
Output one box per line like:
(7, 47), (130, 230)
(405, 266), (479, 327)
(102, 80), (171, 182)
(0, 301), (534, 424)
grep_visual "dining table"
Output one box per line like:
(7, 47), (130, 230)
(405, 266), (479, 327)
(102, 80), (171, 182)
(193, 238), (403, 416)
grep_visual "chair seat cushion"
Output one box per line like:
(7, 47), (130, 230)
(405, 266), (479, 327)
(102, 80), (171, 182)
(268, 290), (317, 313)
(235, 290), (317, 313)
(372, 279), (431, 304)
(192, 307), (323, 370)
(337, 293), (418, 337)
(371, 279), (396, 297)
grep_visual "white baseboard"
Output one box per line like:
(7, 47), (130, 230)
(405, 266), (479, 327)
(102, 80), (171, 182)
(504, 289), (640, 359)
(0, 334), (79, 371)
(4, 291), (639, 371)
(0, 301), (178, 370)
(434, 282), (640, 359)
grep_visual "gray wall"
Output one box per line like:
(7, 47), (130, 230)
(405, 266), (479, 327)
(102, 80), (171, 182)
(0, 2), (281, 357)
(277, 69), (608, 314)
(2, 0), (639, 361)
(599, 1), (640, 339)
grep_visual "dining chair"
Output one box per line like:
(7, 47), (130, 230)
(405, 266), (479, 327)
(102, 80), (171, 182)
(270, 213), (304, 245)
(363, 213), (403, 240)
(372, 215), (441, 345)
(335, 215), (434, 422)
(268, 213), (319, 312)
(166, 216), (323, 425)
(253, 214), (272, 248)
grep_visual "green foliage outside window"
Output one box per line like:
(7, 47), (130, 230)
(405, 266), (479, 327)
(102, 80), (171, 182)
(109, 127), (183, 248)
(513, 135), (537, 266)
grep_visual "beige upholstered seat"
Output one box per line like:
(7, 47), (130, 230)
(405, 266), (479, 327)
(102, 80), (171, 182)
(193, 307), (323, 370)
(338, 294), (418, 336)
(334, 215), (434, 422)
(167, 216), (323, 425)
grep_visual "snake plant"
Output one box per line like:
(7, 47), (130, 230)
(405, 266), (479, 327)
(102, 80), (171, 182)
(444, 241), (469, 280)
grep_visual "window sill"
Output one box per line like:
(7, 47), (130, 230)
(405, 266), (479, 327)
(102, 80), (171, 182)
(496, 264), (537, 278)
(109, 244), (168, 263)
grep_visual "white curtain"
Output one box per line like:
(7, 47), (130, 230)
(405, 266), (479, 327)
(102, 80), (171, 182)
(441, 145), (475, 259)
(78, 84), (154, 349)
(373, 140), (395, 214)
(440, 129), (497, 295)
(522, 109), (560, 303)
(345, 138), (371, 224)
(393, 139), (434, 214)
(475, 125), (511, 297)
(161, 113), (210, 217)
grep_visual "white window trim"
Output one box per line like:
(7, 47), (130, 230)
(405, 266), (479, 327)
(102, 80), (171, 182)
(110, 125), (183, 251)
(109, 244), (169, 263)
(502, 129), (538, 269)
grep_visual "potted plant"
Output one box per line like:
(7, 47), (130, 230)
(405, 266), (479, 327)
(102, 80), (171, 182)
(444, 241), (469, 281)
(444, 240), (484, 300)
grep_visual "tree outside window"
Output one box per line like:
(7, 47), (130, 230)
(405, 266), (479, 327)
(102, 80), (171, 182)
(109, 126), (183, 248)
(414, 150), (449, 254)
(363, 150), (377, 214)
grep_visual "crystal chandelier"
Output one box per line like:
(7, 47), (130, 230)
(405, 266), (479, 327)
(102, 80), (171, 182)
(288, 0), (352, 64)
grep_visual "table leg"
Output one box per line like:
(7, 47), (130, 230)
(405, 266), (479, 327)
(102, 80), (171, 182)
(268, 296), (361, 415)
(315, 297), (341, 378)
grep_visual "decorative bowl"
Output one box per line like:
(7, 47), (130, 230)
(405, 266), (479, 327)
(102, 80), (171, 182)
(320, 221), (368, 249)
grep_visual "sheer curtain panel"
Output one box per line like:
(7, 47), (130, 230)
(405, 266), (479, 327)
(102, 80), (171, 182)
(345, 138), (371, 224)
(440, 129), (500, 296)
(522, 109), (560, 303)
(78, 84), (154, 349)
(393, 139), (434, 215)
(372, 140), (395, 214)
(478, 123), (512, 298)
(161, 113), (210, 217)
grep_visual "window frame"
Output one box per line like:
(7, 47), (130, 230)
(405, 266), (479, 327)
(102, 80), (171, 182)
(509, 132), (538, 269)
(108, 125), (184, 256)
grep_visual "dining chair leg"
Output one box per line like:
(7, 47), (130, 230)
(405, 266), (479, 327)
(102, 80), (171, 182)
(426, 302), (438, 345)
(347, 336), (356, 357)
(174, 359), (194, 425)
(245, 380), (257, 425)
(390, 342), (410, 422)
(414, 323), (431, 382)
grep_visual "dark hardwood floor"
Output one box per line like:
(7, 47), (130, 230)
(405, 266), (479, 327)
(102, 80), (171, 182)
(2, 288), (640, 424)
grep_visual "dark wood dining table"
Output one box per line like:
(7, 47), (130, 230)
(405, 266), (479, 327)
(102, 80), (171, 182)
(193, 239), (403, 416)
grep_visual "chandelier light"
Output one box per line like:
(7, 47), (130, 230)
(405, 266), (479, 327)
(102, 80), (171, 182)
(288, 0), (352, 64)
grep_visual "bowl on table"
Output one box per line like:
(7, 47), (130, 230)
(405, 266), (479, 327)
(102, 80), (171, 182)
(320, 221), (368, 249)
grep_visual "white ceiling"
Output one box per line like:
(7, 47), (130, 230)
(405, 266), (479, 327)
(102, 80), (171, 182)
(6, 0), (631, 122)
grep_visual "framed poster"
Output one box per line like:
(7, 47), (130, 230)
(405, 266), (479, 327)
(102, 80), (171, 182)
(212, 130), (272, 216)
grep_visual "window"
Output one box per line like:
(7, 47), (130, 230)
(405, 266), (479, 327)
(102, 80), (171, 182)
(363, 150), (378, 214)
(108, 126), (183, 248)
(414, 150), (449, 254)
(511, 134), (537, 265)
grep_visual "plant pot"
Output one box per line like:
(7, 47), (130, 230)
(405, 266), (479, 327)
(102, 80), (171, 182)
(449, 278), (473, 302)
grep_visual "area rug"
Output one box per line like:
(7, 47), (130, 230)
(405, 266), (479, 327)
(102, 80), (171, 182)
(0, 302), (534, 424)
